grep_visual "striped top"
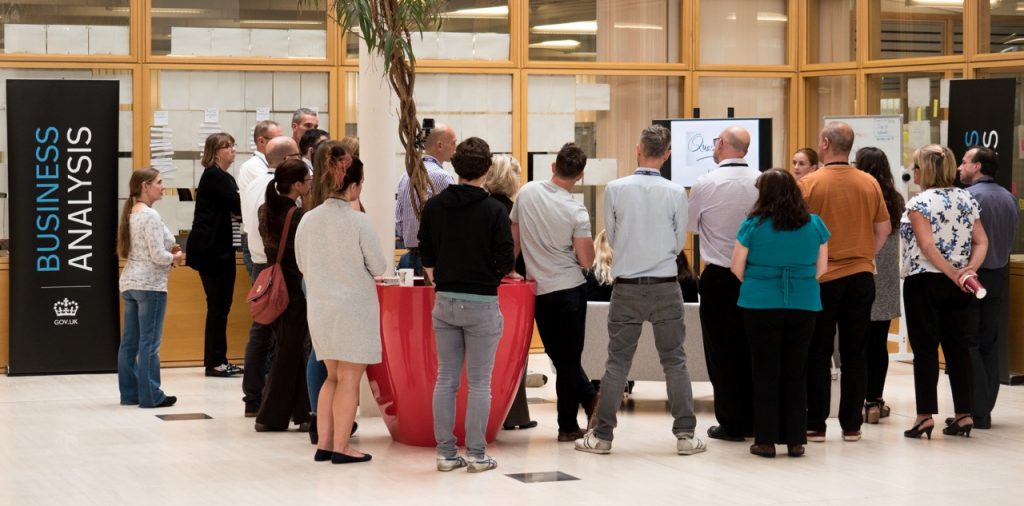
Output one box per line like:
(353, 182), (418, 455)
(395, 155), (454, 247)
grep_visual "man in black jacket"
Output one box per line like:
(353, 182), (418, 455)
(418, 137), (514, 474)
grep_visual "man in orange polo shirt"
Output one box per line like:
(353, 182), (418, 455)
(799, 121), (890, 443)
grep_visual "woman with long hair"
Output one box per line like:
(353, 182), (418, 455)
(117, 168), (184, 408)
(584, 230), (614, 302)
(731, 169), (829, 458)
(901, 144), (988, 440)
(854, 147), (905, 423)
(296, 156), (386, 464)
(186, 132), (243, 377)
(791, 147), (819, 181)
(253, 159), (313, 431)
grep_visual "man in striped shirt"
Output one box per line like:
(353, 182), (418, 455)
(396, 122), (457, 273)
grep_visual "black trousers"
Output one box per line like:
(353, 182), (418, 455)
(199, 262), (236, 368)
(966, 267), (1008, 417)
(865, 320), (892, 402)
(698, 264), (753, 435)
(807, 272), (874, 433)
(502, 369), (532, 426)
(256, 284), (311, 429)
(242, 263), (275, 411)
(744, 308), (816, 445)
(535, 283), (597, 433)
(904, 273), (973, 414)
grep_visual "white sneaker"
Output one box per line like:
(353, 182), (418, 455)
(466, 454), (497, 473)
(676, 434), (707, 455)
(574, 432), (612, 454)
(436, 454), (468, 472)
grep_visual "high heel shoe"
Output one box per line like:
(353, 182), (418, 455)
(941, 415), (973, 437)
(904, 418), (934, 440)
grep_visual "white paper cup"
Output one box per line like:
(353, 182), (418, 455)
(398, 268), (415, 287)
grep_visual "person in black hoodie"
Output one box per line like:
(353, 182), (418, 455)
(419, 137), (515, 474)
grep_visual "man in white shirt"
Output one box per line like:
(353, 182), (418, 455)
(237, 120), (283, 280)
(511, 143), (597, 442)
(686, 126), (760, 442)
(240, 136), (302, 417)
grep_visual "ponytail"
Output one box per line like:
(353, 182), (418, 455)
(117, 169), (160, 258)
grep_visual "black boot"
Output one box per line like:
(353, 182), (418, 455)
(308, 414), (318, 445)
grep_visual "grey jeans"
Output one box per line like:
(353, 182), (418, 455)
(594, 282), (697, 441)
(432, 294), (504, 458)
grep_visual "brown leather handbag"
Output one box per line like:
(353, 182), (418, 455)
(247, 206), (296, 325)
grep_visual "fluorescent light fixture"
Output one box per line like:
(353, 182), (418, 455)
(531, 21), (598, 35)
(109, 7), (205, 15)
(239, 20), (325, 26)
(724, 12), (789, 22)
(444, 6), (509, 19)
(906, 0), (1000, 7)
(527, 39), (582, 50)
(613, 22), (663, 31)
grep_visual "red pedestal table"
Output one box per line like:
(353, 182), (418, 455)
(367, 279), (536, 447)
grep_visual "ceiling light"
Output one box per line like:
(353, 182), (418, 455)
(444, 6), (509, 19)
(724, 12), (789, 22)
(239, 20), (325, 26)
(528, 39), (582, 50)
(906, 0), (1000, 7)
(531, 21), (598, 35)
(613, 22), (663, 31)
(109, 7), (206, 15)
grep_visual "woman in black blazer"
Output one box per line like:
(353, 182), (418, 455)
(186, 132), (243, 377)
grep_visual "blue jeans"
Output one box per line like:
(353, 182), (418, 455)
(432, 295), (503, 459)
(241, 234), (254, 282)
(119, 290), (169, 407)
(398, 249), (423, 275)
(306, 347), (327, 414)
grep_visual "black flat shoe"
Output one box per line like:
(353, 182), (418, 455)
(314, 449), (333, 462)
(707, 425), (745, 442)
(141, 396), (177, 408)
(904, 418), (934, 440)
(787, 444), (805, 457)
(942, 416), (973, 437)
(332, 452), (372, 464)
(974, 415), (992, 430)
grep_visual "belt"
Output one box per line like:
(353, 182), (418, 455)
(614, 276), (677, 285)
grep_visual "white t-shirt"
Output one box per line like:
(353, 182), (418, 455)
(236, 152), (269, 194)
(242, 172), (274, 263)
(510, 180), (591, 295)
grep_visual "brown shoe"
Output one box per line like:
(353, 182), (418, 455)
(558, 429), (587, 442)
(749, 443), (776, 458)
(787, 444), (805, 457)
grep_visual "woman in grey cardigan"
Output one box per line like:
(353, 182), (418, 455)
(295, 157), (386, 464)
(855, 147), (905, 424)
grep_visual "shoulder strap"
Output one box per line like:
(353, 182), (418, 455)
(275, 206), (297, 264)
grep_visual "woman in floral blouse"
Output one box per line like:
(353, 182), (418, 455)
(900, 144), (988, 440)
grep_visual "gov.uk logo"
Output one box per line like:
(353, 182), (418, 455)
(53, 298), (80, 325)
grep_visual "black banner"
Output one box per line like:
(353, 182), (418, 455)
(7, 80), (120, 375)
(948, 78), (1016, 190)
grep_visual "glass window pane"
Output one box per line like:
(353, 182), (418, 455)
(804, 76), (856, 147)
(528, 0), (681, 63)
(527, 74), (683, 232)
(346, 1), (511, 61)
(151, 69), (329, 193)
(700, 0), (788, 65)
(869, 0), (963, 60)
(0, 68), (133, 236)
(151, 1), (327, 58)
(807, 0), (856, 64)
(1, 0), (130, 55)
(978, 2), (1024, 55)
(698, 77), (789, 168)
(866, 72), (959, 181)
(975, 68), (1024, 253)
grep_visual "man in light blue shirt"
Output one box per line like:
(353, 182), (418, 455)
(575, 124), (706, 456)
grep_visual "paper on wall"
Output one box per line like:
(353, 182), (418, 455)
(575, 83), (611, 111)
(907, 78), (931, 109)
(250, 29), (290, 58)
(255, 107), (271, 121)
(46, 25), (89, 55)
(582, 158), (618, 186)
(170, 27), (212, 56)
(211, 28), (251, 57)
(89, 25), (129, 55)
(411, 32), (439, 60)
(528, 113), (575, 152)
(474, 33), (509, 61)
(288, 30), (327, 58)
(437, 32), (474, 60)
(4, 24), (47, 54)
(528, 75), (576, 113)
(908, 120), (932, 149)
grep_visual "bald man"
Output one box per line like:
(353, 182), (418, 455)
(686, 126), (760, 442)
(799, 121), (889, 443)
(240, 136), (302, 417)
(395, 122), (457, 273)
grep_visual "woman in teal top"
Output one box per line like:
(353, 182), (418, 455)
(731, 169), (829, 459)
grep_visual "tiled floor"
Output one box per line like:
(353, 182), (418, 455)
(1, 355), (1023, 505)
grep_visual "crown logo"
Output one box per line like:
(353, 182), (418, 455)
(53, 298), (79, 317)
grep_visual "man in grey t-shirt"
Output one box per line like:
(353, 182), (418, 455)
(511, 142), (598, 442)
